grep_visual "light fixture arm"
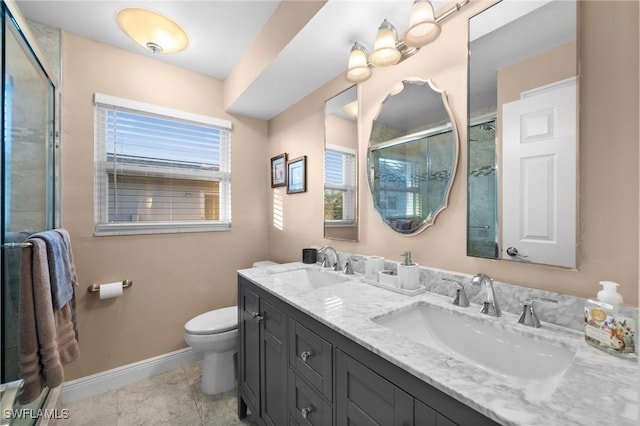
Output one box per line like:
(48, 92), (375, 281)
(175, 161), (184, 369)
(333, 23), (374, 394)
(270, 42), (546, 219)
(435, 0), (470, 24)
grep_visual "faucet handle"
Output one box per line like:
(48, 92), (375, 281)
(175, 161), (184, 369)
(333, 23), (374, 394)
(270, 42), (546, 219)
(451, 281), (470, 308)
(518, 297), (558, 328)
(343, 258), (354, 275)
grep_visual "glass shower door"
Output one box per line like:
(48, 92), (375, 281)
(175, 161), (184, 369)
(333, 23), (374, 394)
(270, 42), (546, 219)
(1, 8), (56, 382)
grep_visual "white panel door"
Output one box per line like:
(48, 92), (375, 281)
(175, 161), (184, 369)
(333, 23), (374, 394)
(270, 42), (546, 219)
(502, 79), (576, 268)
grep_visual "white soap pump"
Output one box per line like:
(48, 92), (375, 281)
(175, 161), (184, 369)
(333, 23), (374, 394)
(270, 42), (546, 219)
(596, 280), (623, 311)
(397, 251), (419, 290)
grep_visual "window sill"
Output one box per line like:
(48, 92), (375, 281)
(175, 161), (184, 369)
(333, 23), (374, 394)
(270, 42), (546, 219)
(324, 221), (355, 228)
(95, 221), (231, 236)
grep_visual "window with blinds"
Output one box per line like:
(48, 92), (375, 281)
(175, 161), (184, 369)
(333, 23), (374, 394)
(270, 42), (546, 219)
(94, 94), (232, 235)
(324, 145), (356, 225)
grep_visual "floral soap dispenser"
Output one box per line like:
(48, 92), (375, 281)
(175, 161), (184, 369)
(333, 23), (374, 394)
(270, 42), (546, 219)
(584, 281), (636, 357)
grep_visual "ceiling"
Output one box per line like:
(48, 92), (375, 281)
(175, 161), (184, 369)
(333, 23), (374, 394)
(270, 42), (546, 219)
(15, 0), (448, 120)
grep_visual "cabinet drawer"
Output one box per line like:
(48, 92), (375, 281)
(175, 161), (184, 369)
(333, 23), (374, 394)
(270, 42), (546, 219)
(289, 319), (333, 400)
(288, 371), (332, 426)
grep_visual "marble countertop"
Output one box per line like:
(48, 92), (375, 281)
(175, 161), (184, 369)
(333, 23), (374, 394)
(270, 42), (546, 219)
(238, 262), (639, 426)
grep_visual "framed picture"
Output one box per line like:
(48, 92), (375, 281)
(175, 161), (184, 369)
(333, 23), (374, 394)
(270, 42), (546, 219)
(287, 156), (307, 194)
(271, 153), (287, 188)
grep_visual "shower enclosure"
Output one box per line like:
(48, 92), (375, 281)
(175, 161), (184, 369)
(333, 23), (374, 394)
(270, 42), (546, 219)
(0, 1), (59, 384)
(467, 117), (497, 258)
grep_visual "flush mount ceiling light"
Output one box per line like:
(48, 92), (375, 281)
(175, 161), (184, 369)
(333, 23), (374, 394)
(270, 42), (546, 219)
(117, 8), (189, 54)
(346, 0), (469, 83)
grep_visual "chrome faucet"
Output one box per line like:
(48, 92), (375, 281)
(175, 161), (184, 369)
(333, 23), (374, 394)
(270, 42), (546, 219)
(518, 297), (558, 328)
(471, 273), (501, 317)
(319, 246), (340, 271)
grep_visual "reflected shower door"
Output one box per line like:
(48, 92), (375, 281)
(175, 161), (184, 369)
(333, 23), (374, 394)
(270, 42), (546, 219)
(1, 10), (56, 382)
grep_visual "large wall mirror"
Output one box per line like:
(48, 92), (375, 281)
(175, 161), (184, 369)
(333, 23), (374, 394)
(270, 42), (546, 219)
(467, 0), (578, 267)
(368, 78), (458, 235)
(324, 86), (358, 241)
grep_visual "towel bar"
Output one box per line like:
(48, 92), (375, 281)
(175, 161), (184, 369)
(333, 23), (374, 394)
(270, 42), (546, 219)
(3, 242), (33, 248)
(87, 280), (133, 293)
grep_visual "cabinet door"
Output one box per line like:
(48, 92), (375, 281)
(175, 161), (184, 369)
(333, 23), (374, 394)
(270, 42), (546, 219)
(415, 400), (457, 426)
(336, 350), (413, 426)
(239, 285), (260, 414)
(260, 299), (288, 426)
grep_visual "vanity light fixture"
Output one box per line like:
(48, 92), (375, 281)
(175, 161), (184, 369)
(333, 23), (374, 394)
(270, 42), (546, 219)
(346, 42), (372, 82)
(346, 0), (469, 83)
(369, 19), (402, 66)
(117, 8), (189, 54)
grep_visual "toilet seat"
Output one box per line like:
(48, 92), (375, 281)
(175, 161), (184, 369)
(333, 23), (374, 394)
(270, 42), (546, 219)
(185, 306), (237, 335)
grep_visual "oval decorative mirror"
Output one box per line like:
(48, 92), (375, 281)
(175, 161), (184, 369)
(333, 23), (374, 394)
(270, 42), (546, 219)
(367, 78), (458, 234)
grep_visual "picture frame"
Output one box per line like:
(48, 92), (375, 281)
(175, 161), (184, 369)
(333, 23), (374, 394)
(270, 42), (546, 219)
(270, 153), (288, 188)
(286, 155), (307, 194)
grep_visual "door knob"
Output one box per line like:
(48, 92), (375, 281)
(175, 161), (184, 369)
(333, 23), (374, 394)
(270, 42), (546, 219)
(301, 350), (313, 362)
(506, 247), (528, 258)
(251, 312), (264, 322)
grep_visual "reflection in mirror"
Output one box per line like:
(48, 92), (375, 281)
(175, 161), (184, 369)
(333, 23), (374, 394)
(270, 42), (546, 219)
(368, 79), (458, 235)
(467, 0), (578, 267)
(324, 86), (358, 241)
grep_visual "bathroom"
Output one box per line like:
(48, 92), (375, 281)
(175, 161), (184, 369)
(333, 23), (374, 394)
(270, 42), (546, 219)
(1, 0), (638, 424)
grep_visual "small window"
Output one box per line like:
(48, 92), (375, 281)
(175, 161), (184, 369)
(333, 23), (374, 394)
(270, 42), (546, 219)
(94, 94), (232, 236)
(324, 145), (356, 226)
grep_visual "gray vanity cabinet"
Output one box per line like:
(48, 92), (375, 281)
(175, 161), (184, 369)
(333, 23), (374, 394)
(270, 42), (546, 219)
(238, 284), (287, 426)
(238, 276), (499, 426)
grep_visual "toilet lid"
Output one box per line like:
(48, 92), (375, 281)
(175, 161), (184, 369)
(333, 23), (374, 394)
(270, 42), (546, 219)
(185, 306), (237, 335)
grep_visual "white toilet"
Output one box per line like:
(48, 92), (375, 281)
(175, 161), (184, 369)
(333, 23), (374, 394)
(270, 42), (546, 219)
(184, 261), (278, 395)
(184, 306), (238, 395)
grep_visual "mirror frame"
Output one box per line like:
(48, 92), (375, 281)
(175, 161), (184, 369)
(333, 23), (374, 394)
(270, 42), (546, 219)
(367, 78), (460, 235)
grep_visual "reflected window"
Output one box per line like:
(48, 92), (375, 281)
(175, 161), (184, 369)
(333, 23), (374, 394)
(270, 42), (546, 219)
(324, 145), (356, 225)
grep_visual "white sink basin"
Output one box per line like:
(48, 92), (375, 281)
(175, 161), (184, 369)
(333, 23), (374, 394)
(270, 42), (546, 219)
(270, 268), (350, 292)
(373, 302), (575, 385)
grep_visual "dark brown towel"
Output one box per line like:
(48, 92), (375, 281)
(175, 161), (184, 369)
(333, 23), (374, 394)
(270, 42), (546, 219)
(19, 238), (79, 404)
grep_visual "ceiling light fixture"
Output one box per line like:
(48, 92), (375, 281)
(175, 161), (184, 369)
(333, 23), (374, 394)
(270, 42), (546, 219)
(117, 8), (189, 54)
(346, 0), (469, 83)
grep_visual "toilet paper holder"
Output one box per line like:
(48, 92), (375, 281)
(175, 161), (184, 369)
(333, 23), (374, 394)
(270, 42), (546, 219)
(87, 279), (133, 293)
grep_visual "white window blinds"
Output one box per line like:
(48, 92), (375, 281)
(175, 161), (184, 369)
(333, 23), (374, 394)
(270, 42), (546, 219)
(94, 94), (232, 235)
(324, 145), (356, 225)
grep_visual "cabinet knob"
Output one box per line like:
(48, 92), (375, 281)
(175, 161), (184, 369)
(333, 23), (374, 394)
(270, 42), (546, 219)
(300, 350), (313, 362)
(251, 312), (264, 322)
(301, 406), (313, 419)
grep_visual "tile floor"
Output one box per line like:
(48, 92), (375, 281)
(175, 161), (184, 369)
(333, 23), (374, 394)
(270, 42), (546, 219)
(62, 362), (255, 425)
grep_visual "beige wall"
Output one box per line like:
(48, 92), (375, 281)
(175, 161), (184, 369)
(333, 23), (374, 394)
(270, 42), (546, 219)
(268, 1), (639, 305)
(61, 34), (270, 379)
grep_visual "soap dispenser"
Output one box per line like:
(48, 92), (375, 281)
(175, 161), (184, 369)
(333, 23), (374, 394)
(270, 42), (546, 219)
(584, 281), (636, 356)
(397, 251), (420, 290)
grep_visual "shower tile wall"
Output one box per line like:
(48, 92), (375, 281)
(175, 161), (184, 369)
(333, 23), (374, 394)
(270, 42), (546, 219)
(468, 120), (497, 258)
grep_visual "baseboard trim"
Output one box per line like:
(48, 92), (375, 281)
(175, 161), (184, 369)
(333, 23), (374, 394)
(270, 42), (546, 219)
(62, 347), (202, 404)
